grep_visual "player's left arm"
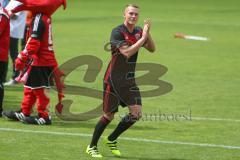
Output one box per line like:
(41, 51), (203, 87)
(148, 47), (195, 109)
(143, 19), (156, 53)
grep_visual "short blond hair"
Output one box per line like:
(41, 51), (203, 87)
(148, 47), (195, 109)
(125, 4), (139, 9)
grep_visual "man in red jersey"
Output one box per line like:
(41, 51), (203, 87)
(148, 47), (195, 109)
(0, 0), (10, 117)
(3, 0), (66, 125)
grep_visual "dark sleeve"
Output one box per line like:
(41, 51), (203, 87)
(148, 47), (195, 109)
(30, 14), (45, 40)
(110, 28), (127, 49)
(135, 26), (142, 33)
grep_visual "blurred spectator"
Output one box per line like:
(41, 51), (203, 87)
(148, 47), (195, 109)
(2, 0), (8, 7)
(4, 0), (26, 86)
(0, 0), (10, 116)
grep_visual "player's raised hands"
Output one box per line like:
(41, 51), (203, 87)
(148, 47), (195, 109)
(144, 19), (151, 30)
(142, 24), (149, 40)
(142, 19), (151, 40)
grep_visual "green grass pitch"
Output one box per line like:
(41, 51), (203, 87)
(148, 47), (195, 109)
(1, 0), (240, 159)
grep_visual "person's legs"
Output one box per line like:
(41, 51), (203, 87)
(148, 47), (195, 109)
(3, 87), (36, 121)
(4, 37), (19, 85)
(9, 37), (19, 81)
(90, 113), (114, 147)
(34, 88), (50, 119)
(86, 113), (114, 158)
(90, 82), (120, 147)
(21, 66), (53, 125)
(103, 105), (142, 156)
(21, 87), (36, 116)
(1, 61), (8, 83)
(0, 62), (5, 116)
(0, 82), (3, 117)
(86, 83), (119, 157)
(108, 105), (142, 141)
(23, 88), (52, 125)
(90, 82), (120, 146)
(0, 62), (10, 116)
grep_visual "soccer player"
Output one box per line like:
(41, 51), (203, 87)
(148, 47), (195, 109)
(0, 0), (10, 117)
(3, 0), (66, 124)
(86, 4), (155, 158)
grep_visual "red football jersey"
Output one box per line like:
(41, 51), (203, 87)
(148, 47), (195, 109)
(0, 7), (10, 62)
(24, 13), (57, 66)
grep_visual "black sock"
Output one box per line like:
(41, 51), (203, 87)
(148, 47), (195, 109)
(108, 114), (136, 141)
(90, 116), (111, 147)
(0, 83), (4, 113)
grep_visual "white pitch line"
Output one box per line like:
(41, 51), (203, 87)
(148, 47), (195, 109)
(0, 127), (240, 150)
(192, 117), (240, 123)
(143, 116), (240, 123)
(51, 115), (240, 123)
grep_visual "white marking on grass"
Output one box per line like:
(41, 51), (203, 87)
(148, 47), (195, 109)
(0, 127), (240, 150)
(51, 116), (240, 123)
(140, 116), (240, 123)
(192, 117), (240, 123)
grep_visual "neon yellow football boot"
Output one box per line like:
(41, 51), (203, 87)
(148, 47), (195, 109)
(86, 145), (103, 158)
(104, 137), (121, 157)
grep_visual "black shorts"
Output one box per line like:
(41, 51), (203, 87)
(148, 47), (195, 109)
(0, 61), (7, 83)
(103, 82), (142, 113)
(25, 66), (54, 89)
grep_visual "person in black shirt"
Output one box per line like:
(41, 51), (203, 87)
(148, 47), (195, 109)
(86, 4), (156, 158)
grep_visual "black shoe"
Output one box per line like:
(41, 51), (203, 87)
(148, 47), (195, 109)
(23, 116), (52, 125)
(3, 110), (26, 121)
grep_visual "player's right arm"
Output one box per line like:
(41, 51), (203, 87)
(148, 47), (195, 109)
(119, 36), (146, 59)
(119, 24), (149, 59)
(111, 24), (149, 59)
